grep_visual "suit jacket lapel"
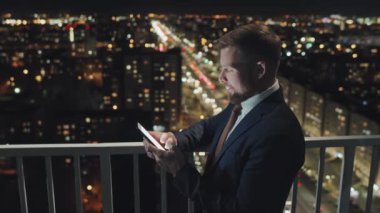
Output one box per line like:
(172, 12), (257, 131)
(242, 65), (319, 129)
(208, 89), (285, 171)
(210, 106), (264, 168)
(204, 104), (234, 171)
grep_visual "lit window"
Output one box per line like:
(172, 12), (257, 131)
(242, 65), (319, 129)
(35, 75), (42, 82)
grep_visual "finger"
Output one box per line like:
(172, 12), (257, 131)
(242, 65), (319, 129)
(143, 140), (150, 151)
(143, 140), (155, 159)
(160, 132), (175, 146)
(161, 133), (173, 144)
(162, 132), (177, 149)
(144, 140), (160, 155)
(153, 153), (160, 163)
(149, 131), (161, 141)
(165, 136), (175, 149)
(147, 152), (154, 159)
(160, 133), (169, 144)
(146, 142), (160, 154)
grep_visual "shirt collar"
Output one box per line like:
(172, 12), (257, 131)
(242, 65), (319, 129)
(240, 79), (280, 115)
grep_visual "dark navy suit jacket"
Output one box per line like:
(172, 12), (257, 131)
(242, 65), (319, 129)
(173, 89), (305, 213)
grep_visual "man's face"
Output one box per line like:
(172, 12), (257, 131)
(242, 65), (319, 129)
(219, 46), (259, 103)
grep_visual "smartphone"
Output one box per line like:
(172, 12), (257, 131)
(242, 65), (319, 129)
(137, 122), (166, 151)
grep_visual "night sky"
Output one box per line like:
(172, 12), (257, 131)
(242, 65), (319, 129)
(2, 0), (380, 15)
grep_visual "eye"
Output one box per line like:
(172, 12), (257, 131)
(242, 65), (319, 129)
(219, 66), (227, 73)
(220, 66), (237, 73)
(226, 67), (237, 73)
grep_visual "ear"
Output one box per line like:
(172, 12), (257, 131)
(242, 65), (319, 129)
(256, 61), (266, 79)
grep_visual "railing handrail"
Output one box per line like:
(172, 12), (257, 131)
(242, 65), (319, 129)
(305, 135), (380, 147)
(0, 141), (143, 149)
(0, 135), (380, 213)
(0, 142), (145, 156)
(0, 135), (379, 150)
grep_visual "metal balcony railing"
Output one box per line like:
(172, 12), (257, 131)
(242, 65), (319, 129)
(0, 135), (379, 213)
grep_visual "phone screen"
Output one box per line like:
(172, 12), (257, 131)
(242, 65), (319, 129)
(137, 123), (165, 151)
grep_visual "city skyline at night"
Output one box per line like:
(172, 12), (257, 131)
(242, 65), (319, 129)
(1, 12), (378, 137)
(0, 11), (379, 213)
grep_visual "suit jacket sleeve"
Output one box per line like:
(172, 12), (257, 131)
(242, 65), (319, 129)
(174, 104), (233, 151)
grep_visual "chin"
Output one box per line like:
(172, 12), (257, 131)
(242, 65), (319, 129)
(229, 91), (252, 104)
(228, 94), (242, 104)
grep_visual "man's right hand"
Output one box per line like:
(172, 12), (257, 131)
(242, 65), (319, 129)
(143, 131), (178, 159)
(158, 132), (178, 150)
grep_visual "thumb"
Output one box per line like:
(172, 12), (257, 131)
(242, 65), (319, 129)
(160, 133), (176, 147)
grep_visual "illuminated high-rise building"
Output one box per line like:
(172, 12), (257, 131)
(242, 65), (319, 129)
(278, 76), (290, 104)
(304, 90), (324, 137)
(53, 111), (151, 143)
(95, 48), (123, 111)
(69, 27), (75, 42)
(348, 112), (380, 198)
(124, 48), (182, 130)
(288, 82), (305, 125)
(0, 114), (44, 144)
(323, 101), (348, 136)
(349, 112), (379, 135)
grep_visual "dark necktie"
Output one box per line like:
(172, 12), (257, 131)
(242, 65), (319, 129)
(213, 104), (242, 161)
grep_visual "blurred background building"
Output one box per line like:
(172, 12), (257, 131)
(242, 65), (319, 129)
(0, 3), (379, 212)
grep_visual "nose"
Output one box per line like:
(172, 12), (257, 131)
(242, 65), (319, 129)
(219, 69), (227, 84)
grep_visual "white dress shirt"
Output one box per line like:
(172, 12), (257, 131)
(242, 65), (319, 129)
(226, 79), (280, 140)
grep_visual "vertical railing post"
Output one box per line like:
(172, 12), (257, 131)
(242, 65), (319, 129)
(187, 198), (194, 213)
(16, 157), (29, 213)
(291, 176), (298, 213)
(338, 145), (355, 213)
(314, 147), (326, 213)
(365, 146), (380, 213)
(160, 168), (167, 213)
(73, 155), (84, 213)
(100, 154), (114, 213)
(45, 156), (56, 213)
(133, 154), (141, 213)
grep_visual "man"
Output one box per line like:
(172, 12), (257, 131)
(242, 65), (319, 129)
(144, 24), (305, 213)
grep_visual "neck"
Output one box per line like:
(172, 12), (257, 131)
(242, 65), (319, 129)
(242, 78), (278, 102)
(260, 78), (276, 91)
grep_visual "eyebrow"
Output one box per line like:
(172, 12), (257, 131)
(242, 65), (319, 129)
(219, 65), (235, 70)
(222, 62), (248, 69)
